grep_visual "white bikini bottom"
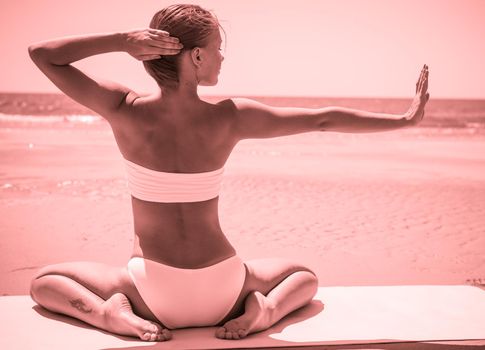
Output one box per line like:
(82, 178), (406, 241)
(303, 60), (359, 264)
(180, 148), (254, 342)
(127, 255), (246, 329)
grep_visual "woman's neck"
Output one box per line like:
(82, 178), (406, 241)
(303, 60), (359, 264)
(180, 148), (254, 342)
(160, 80), (200, 103)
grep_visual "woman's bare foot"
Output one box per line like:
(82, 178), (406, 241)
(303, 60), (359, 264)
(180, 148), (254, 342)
(215, 291), (275, 340)
(405, 64), (430, 125)
(102, 293), (172, 341)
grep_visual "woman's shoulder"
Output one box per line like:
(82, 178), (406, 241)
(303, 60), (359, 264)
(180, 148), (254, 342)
(215, 97), (268, 114)
(207, 98), (238, 119)
(213, 97), (254, 107)
(211, 97), (271, 127)
(212, 97), (262, 115)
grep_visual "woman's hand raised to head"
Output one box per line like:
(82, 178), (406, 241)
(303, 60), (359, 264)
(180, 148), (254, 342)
(122, 28), (183, 61)
(405, 64), (430, 126)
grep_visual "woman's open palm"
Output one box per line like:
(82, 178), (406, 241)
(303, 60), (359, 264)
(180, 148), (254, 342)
(406, 64), (430, 125)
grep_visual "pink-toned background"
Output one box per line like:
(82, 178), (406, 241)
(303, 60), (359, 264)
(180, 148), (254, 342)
(1, 0), (484, 98)
(1, 0), (485, 298)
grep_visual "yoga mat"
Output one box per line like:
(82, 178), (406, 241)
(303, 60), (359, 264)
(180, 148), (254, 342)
(1, 285), (484, 350)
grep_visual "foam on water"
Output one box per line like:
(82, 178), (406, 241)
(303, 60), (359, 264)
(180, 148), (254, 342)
(0, 113), (103, 124)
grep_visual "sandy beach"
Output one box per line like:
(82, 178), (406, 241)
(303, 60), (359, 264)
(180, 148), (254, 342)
(1, 121), (485, 296)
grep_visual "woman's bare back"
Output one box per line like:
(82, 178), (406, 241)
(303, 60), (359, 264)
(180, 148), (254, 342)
(109, 94), (239, 268)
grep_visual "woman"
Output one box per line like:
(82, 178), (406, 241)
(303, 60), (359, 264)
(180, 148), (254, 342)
(28, 4), (429, 342)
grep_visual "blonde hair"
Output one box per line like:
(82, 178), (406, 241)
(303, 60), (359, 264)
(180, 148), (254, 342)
(143, 4), (221, 89)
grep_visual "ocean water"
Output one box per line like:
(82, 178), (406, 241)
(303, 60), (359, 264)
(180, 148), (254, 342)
(1, 93), (485, 135)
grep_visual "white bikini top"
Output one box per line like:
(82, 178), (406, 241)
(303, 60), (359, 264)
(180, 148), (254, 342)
(123, 157), (224, 203)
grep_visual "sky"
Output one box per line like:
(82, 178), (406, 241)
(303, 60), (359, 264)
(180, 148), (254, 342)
(1, 0), (484, 99)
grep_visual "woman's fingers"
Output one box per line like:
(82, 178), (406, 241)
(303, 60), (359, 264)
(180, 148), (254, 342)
(148, 38), (183, 50)
(148, 28), (170, 37)
(148, 29), (180, 43)
(144, 28), (182, 56)
(416, 67), (424, 93)
(420, 67), (429, 94)
(146, 31), (183, 56)
(423, 69), (429, 92)
(124, 28), (183, 60)
(416, 64), (429, 94)
(148, 32), (180, 44)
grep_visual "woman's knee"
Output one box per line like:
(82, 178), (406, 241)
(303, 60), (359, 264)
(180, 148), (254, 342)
(29, 269), (63, 305)
(31, 264), (58, 282)
(29, 264), (68, 299)
(30, 264), (55, 301)
(296, 270), (319, 295)
(30, 263), (70, 296)
(29, 275), (42, 303)
(247, 257), (317, 279)
(244, 258), (318, 294)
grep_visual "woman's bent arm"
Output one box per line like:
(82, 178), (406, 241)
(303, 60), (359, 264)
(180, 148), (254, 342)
(28, 30), (181, 119)
(28, 33), (131, 118)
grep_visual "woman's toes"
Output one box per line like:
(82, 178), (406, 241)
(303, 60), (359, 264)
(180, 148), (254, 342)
(231, 331), (240, 340)
(238, 328), (248, 338)
(147, 324), (158, 333)
(215, 326), (248, 340)
(225, 331), (234, 340)
(140, 323), (171, 342)
(162, 328), (172, 340)
(215, 327), (226, 338)
(142, 331), (165, 342)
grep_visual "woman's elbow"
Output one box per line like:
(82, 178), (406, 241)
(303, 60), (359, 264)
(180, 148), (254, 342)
(28, 43), (50, 63)
(315, 107), (336, 131)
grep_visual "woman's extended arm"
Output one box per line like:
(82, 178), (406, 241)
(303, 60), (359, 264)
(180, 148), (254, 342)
(232, 65), (430, 139)
(28, 29), (182, 119)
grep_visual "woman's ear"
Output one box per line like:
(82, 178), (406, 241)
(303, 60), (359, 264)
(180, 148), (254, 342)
(191, 47), (202, 68)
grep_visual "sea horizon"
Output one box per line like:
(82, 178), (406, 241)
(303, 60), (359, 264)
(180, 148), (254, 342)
(1, 91), (485, 133)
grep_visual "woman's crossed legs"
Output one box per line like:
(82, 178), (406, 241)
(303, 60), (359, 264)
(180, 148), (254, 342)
(30, 258), (318, 341)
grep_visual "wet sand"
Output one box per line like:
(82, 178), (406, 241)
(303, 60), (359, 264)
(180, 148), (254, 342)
(1, 124), (485, 295)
